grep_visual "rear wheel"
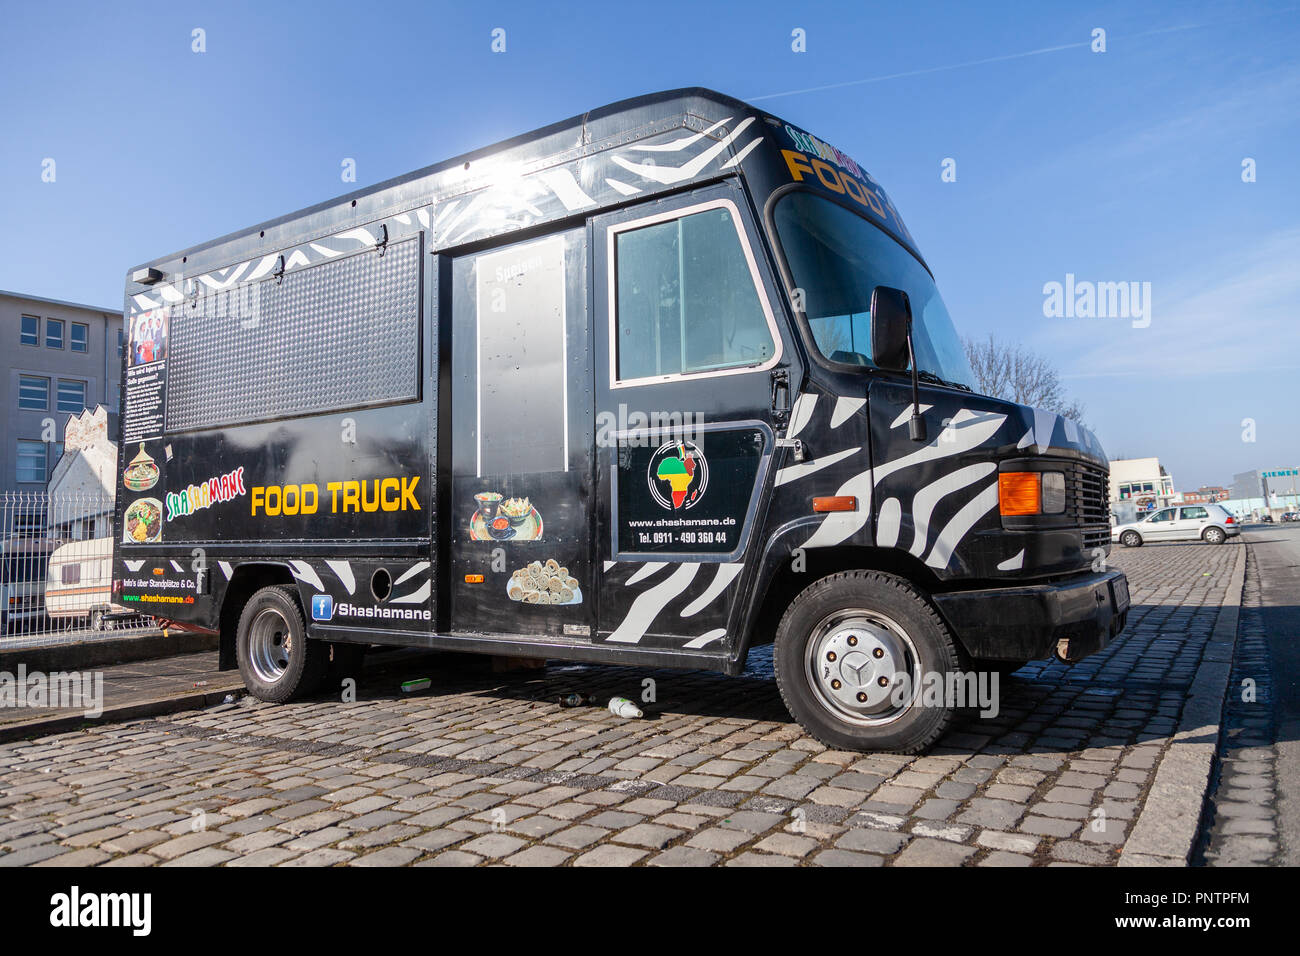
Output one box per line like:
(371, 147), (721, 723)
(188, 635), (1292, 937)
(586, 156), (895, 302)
(236, 585), (327, 703)
(774, 570), (962, 754)
(1203, 526), (1226, 545)
(1120, 530), (1142, 548)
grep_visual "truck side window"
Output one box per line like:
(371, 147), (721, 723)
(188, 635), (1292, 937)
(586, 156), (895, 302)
(613, 202), (775, 383)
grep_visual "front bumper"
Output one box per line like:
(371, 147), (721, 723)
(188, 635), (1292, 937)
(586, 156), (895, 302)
(931, 569), (1131, 663)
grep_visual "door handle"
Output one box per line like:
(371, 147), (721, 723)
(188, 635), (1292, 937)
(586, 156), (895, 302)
(770, 368), (790, 424)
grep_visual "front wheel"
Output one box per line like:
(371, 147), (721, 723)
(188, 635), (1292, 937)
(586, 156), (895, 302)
(1120, 530), (1142, 548)
(774, 570), (962, 754)
(236, 585), (327, 703)
(1203, 526), (1226, 545)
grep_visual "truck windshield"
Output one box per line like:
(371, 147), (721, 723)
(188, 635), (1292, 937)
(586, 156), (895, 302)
(773, 192), (975, 389)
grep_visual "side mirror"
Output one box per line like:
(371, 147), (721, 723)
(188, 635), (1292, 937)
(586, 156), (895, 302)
(870, 286), (911, 371)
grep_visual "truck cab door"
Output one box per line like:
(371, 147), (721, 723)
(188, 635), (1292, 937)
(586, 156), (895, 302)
(590, 183), (797, 651)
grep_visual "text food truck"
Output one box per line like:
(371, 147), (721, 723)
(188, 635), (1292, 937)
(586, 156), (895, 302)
(115, 89), (1128, 753)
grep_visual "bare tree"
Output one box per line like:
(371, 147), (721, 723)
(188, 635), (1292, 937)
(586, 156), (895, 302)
(962, 335), (1086, 423)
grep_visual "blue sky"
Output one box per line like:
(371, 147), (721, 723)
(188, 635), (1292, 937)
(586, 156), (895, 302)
(2, 0), (1296, 488)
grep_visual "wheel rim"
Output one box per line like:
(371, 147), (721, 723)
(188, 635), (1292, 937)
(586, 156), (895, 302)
(803, 609), (920, 727)
(1123, 532), (1138, 546)
(248, 607), (293, 684)
(1207, 528), (1223, 543)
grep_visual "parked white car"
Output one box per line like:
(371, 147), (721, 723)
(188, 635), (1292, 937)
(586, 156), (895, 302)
(1112, 503), (1240, 547)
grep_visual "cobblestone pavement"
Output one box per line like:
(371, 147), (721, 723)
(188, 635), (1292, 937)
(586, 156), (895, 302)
(0, 542), (1243, 867)
(1197, 547), (1280, 865)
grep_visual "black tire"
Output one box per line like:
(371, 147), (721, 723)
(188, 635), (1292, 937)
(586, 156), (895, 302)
(235, 585), (328, 703)
(774, 570), (962, 754)
(1203, 526), (1226, 545)
(1120, 530), (1142, 548)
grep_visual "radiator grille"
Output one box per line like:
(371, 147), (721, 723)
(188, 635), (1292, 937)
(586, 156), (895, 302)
(1071, 461), (1111, 551)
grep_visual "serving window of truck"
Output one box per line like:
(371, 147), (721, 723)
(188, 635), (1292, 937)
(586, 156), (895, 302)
(115, 89), (1128, 753)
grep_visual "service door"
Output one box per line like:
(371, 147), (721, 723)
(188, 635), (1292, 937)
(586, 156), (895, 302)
(447, 227), (595, 641)
(591, 183), (798, 652)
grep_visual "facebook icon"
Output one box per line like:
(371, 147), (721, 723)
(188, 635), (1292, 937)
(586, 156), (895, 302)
(310, 594), (334, 621)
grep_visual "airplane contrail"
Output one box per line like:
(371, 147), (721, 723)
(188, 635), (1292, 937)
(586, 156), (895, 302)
(748, 21), (1211, 103)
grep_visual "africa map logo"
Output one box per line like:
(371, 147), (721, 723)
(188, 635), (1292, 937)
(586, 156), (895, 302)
(648, 440), (708, 510)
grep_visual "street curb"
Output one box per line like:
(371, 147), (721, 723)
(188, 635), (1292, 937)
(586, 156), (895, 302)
(1118, 541), (1247, 866)
(0, 630), (218, 673)
(0, 683), (245, 745)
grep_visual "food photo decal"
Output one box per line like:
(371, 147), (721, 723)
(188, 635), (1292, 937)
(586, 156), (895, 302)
(508, 559), (581, 605)
(470, 490), (544, 541)
(123, 443), (160, 491)
(123, 498), (163, 543)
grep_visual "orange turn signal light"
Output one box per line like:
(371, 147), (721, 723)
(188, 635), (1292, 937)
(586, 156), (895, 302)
(813, 496), (858, 513)
(464, 574), (484, 584)
(999, 472), (1041, 515)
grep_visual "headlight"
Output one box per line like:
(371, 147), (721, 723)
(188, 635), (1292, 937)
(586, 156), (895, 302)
(1042, 472), (1066, 513)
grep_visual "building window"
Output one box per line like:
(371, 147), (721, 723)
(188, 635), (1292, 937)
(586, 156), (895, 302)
(46, 318), (64, 349)
(21, 315), (40, 346)
(117, 328), (124, 358)
(57, 379), (87, 414)
(71, 322), (89, 352)
(16, 441), (46, 483)
(18, 375), (50, 410)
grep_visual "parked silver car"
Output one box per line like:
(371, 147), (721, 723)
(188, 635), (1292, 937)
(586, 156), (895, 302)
(1112, 503), (1240, 547)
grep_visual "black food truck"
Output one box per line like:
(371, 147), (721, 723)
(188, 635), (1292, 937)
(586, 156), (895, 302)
(115, 89), (1129, 753)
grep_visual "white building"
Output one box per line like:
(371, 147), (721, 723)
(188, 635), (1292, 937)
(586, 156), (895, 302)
(1109, 457), (1175, 509)
(46, 406), (116, 540)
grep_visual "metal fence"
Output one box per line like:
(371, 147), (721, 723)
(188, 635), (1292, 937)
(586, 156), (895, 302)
(1, 491), (160, 649)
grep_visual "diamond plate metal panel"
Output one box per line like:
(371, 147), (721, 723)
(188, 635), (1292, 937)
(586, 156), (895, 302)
(166, 238), (421, 432)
